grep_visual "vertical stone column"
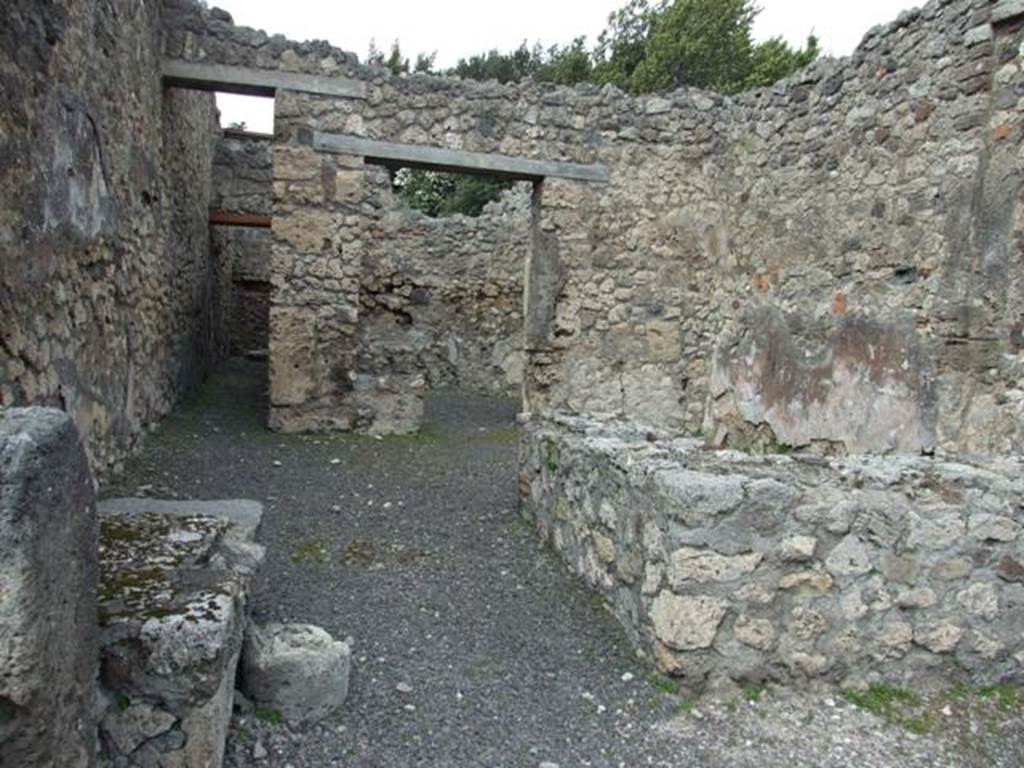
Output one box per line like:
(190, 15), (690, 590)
(268, 142), (366, 432)
(268, 137), (425, 434)
(523, 178), (594, 416)
(0, 407), (98, 768)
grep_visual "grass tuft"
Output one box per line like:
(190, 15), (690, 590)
(254, 707), (284, 725)
(843, 684), (932, 734)
(647, 673), (680, 696)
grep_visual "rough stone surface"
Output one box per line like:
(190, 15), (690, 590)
(0, 408), (97, 768)
(241, 622), (351, 723)
(96, 497), (264, 768)
(0, 0), (221, 475)
(520, 414), (1024, 689)
(164, 0), (1024, 457)
(97, 363), (1024, 768)
(210, 132), (273, 356)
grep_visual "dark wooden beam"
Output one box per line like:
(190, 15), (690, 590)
(163, 60), (366, 100)
(221, 128), (275, 142)
(209, 210), (272, 228)
(311, 132), (609, 184)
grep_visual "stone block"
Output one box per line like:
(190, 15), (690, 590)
(992, 0), (1024, 24)
(780, 535), (817, 562)
(272, 208), (338, 253)
(0, 408), (98, 768)
(96, 497), (264, 768)
(241, 623), (351, 723)
(667, 546), (762, 586)
(650, 591), (728, 651)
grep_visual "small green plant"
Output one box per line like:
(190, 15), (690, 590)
(647, 673), (680, 696)
(254, 707), (284, 725)
(744, 686), (766, 703)
(842, 684), (932, 734)
(677, 698), (696, 716)
(542, 441), (559, 474)
(114, 694), (131, 712)
(290, 541), (330, 565)
(977, 684), (1024, 711)
(949, 683), (1024, 712)
(764, 438), (793, 455)
(901, 714), (936, 735)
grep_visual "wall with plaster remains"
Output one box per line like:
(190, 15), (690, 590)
(702, 0), (1024, 457)
(0, 0), (222, 473)
(166, 0), (1024, 456)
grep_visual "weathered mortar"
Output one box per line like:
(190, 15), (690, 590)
(0, 0), (223, 475)
(520, 414), (1024, 689)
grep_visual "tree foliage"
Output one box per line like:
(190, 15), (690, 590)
(447, 0), (818, 95)
(374, 0), (818, 216)
(392, 168), (513, 219)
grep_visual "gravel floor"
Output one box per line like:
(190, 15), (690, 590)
(104, 359), (1024, 768)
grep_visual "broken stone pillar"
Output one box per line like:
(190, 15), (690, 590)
(241, 622), (351, 723)
(0, 407), (98, 768)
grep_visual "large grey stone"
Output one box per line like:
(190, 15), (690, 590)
(667, 547), (762, 586)
(0, 407), (97, 768)
(241, 623), (351, 723)
(649, 592), (728, 651)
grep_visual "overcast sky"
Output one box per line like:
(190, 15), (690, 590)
(211, 0), (922, 132)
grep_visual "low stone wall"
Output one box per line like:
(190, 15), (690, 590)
(520, 415), (1024, 690)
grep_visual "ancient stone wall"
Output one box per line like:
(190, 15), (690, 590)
(357, 182), (528, 399)
(520, 414), (1024, 690)
(0, 0), (221, 474)
(162, 0), (1024, 454)
(210, 132), (274, 355)
(209, 129), (528, 392)
(161, 0), (718, 433)
(701, 0), (1024, 457)
(0, 408), (98, 768)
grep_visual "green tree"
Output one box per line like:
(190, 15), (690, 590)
(593, 0), (816, 94)
(451, 42), (545, 83)
(744, 34), (819, 90)
(375, 0), (820, 217)
(367, 40), (412, 75)
(594, 0), (655, 88)
(392, 168), (513, 218)
(629, 0), (758, 93)
(538, 37), (595, 86)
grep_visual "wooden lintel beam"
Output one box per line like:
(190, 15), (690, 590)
(163, 60), (366, 100)
(311, 132), (609, 184)
(209, 210), (272, 228)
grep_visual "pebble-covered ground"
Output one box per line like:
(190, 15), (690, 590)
(104, 359), (1024, 768)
